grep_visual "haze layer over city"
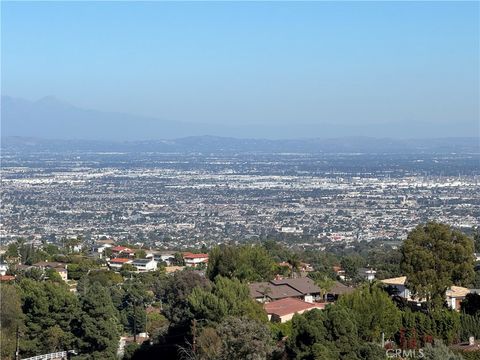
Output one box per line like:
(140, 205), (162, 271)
(2, 137), (479, 251)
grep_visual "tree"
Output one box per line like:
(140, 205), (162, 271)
(461, 293), (480, 316)
(158, 270), (210, 328)
(0, 284), (23, 360)
(188, 276), (267, 324)
(123, 343), (140, 360)
(67, 262), (91, 280)
(340, 255), (363, 283)
(206, 245), (276, 282)
(19, 279), (80, 357)
(206, 246), (238, 280)
(45, 268), (63, 283)
(322, 306), (360, 359)
(270, 320), (293, 341)
(117, 280), (153, 335)
(473, 226), (480, 253)
(215, 317), (275, 360)
(286, 309), (328, 359)
(173, 252), (185, 266)
(75, 281), (120, 358)
(286, 305), (385, 360)
(400, 222), (475, 306)
(287, 253), (302, 278)
(422, 340), (464, 360)
(366, 248), (402, 280)
(459, 313), (480, 342)
(235, 245), (276, 281)
(430, 309), (460, 345)
(195, 326), (222, 360)
(120, 263), (137, 276)
(262, 239), (293, 262)
(134, 249), (147, 259)
(398, 308), (460, 347)
(146, 312), (168, 339)
(336, 283), (401, 342)
(309, 272), (335, 300)
(5, 240), (50, 265)
(87, 270), (123, 287)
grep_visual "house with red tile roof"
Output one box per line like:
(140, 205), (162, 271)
(264, 298), (325, 323)
(183, 252), (209, 267)
(111, 246), (135, 257)
(108, 258), (133, 270)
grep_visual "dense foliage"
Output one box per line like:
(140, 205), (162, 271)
(189, 276), (267, 323)
(401, 222), (475, 306)
(2, 222), (478, 359)
(336, 283), (401, 342)
(206, 244), (276, 282)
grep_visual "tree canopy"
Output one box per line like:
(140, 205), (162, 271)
(336, 283), (401, 342)
(1, 284), (23, 360)
(400, 222), (475, 306)
(75, 282), (121, 359)
(188, 276), (267, 324)
(206, 244), (276, 282)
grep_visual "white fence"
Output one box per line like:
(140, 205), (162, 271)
(21, 351), (68, 360)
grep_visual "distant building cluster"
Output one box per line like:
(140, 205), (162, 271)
(1, 152), (478, 251)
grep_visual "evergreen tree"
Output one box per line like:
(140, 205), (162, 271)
(206, 245), (276, 282)
(188, 276), (267, 324)
(461, 293), (480, 316)
(322, 306), (360, 360)
(75, 282), (120, 359)
(19, 279), (80, 356)
(158, 270), (210, 328)
(336, 283), (401, 342)
(287, 306), (384, 360)
(287, 309), (328, 359)
(459, 313), (480, 342)
(0, 284), (23, 360)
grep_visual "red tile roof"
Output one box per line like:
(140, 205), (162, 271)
(111, 246), (134, 253)
(0, 275), (16, 282)
(264, 298), (325, 317)
(183, 252), (209, 259)
(110, 258), (132, 264)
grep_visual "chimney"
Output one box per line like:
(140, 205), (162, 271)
(469, 336), (475, 346)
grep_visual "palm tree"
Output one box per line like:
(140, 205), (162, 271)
(287, 254), (301, 278)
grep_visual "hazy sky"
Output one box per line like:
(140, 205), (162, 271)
(2, 1), (479, 131)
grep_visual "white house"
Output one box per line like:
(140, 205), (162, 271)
(280, 226), (303, 234)
(108, 258), (133, 270)
(0, 263), (8, 276)
(359, 268), (377, 282)
(91, 243), (113, 258)
(183, 253), (209, 267)
(146, 251), (175, 265)
(132, 259), (157, 272)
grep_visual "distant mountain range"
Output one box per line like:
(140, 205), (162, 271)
(2, 135), (479, 154)
(2, 95), (478, 140)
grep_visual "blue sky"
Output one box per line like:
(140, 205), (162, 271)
(1, 1), (479, 136)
